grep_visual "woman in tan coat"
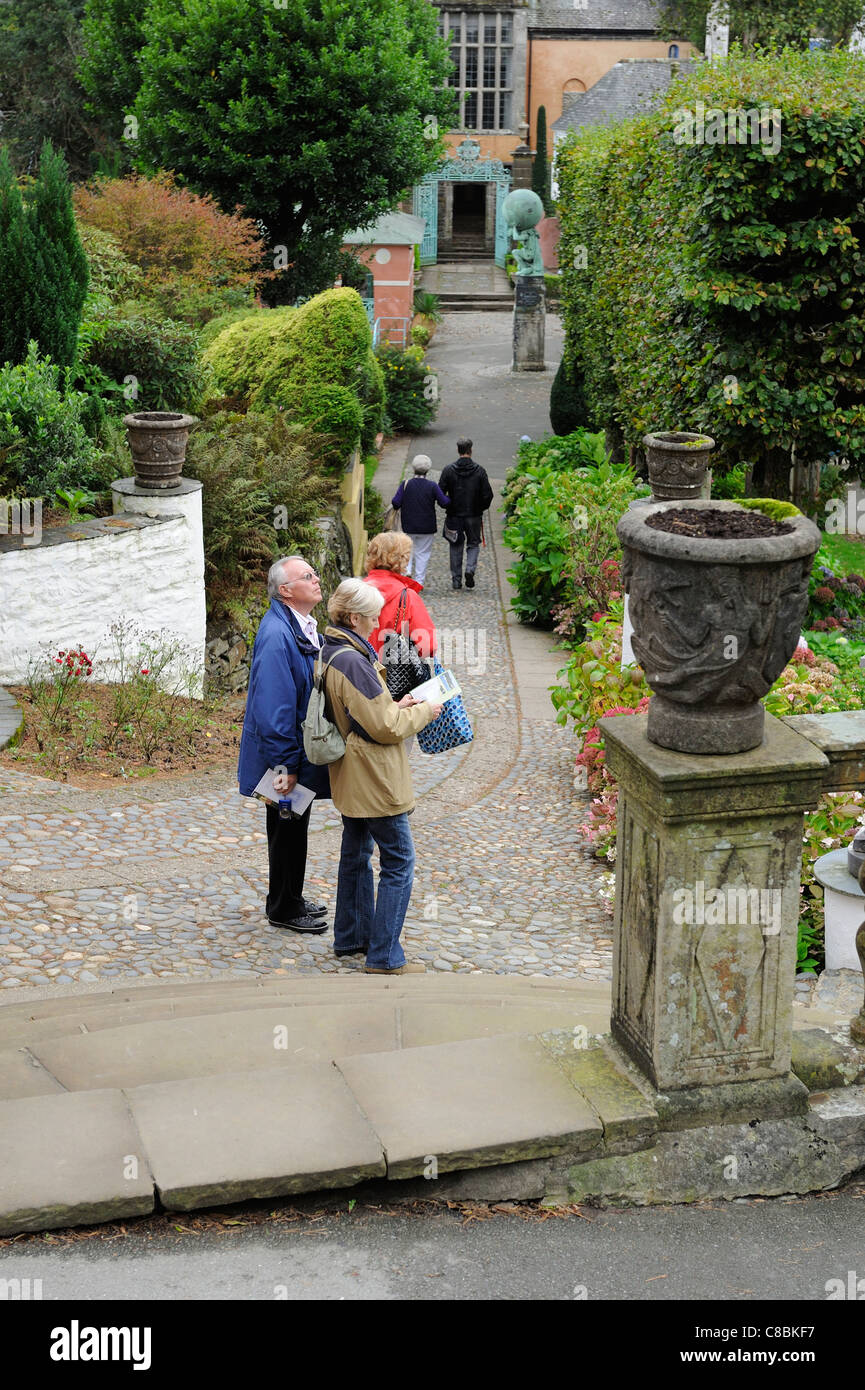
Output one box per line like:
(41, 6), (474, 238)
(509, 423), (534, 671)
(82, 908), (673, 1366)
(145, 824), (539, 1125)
(320, 578), (442, 974)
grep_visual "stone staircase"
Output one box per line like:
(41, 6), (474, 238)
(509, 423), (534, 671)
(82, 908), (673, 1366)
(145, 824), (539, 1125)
(436, 290), (513, 313)
(0, 973), (664, 1233)
(438, 239), (491, 262)
(2, 974), (863, 1229)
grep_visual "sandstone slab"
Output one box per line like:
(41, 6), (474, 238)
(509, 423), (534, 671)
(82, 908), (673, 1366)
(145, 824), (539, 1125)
(125, 1064), (384, 1210)
(0, 1089), (154, 1235)
(336, 1033), (603, 1180)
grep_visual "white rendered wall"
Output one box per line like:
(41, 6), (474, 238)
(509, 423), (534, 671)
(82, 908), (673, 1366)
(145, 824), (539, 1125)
(0, 480), (206, 697)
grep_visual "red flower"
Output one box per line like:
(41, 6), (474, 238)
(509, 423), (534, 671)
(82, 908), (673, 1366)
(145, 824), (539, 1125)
(592, 611), (605, 622)
(140, 668), (150, 676)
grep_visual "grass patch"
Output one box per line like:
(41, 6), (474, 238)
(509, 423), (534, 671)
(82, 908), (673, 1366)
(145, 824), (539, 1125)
(816, 532), (865, 576)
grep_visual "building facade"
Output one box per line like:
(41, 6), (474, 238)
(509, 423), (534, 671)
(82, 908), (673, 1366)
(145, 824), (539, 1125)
(412, 0), (693, 264)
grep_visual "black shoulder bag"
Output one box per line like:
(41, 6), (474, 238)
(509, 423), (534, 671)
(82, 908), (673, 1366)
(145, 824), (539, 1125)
(380, 588), (427, 700)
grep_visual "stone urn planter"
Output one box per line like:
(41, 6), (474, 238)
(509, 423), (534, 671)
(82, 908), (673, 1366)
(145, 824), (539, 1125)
(643, 430), (714, 501)
(123, 411), (198, 491)
(617, 499), (821, 754)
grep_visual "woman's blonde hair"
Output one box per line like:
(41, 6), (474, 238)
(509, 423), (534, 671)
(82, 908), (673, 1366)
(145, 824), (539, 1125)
(328, 577), (385, 628)
(365, 531), (412, 575)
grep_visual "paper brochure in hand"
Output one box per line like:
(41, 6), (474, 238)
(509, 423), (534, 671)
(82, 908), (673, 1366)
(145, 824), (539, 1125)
(410, 668), (462, 705)
(251, 770), (316, 814)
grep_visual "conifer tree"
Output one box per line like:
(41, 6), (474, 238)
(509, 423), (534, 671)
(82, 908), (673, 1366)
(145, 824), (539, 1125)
(0, 141), (89, 369)
(0, 148), (37, 367)
(532, 107), (552, 214)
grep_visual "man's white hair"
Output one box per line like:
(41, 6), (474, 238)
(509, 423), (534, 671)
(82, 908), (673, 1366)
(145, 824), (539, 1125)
(267, 555), (308, 600)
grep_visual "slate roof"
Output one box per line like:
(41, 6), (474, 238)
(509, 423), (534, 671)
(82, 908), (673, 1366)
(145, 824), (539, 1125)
(344, 211), (427, 247)
(532, 0), (663, 30)
(551, 58), (698, 134)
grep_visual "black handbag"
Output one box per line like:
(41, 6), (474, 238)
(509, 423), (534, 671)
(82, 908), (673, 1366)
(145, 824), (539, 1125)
(380, 588), (427, 700)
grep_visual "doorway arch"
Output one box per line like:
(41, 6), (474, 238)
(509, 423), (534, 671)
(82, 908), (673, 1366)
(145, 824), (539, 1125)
(412, 138), (512, 268)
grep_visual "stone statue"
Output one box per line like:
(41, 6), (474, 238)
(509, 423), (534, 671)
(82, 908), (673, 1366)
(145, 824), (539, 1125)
(502, 189), (545, 277)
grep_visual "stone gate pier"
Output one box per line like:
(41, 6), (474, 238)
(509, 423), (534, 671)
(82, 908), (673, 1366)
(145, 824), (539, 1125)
(559, 709), (865, 1206)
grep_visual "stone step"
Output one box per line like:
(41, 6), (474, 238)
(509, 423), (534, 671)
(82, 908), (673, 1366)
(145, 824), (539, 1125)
(0, 1031), (658, 1232)
(14, 994), (598, 1095)
(0, 976), (611, 1053)
(440, 301), (513, 313)
(335, 1033), (607, 1181)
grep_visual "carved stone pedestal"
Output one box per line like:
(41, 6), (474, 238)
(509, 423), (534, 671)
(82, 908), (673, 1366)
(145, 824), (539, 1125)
(512, 275), (545, 371)
(603, 712), (828, 1121)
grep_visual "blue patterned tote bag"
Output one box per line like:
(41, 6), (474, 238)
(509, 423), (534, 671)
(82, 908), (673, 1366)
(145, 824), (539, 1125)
(416, 657), (474, 755)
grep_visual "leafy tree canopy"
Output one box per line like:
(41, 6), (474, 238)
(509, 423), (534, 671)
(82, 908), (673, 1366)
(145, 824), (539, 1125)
(662, 0), (865, 50)
(0, 0), (107, 175)
(79, 0), (457, 300)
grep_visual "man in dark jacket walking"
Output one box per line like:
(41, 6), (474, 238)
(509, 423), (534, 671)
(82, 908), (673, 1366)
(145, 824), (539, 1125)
(439, 438), (494, 590)
(237, 555), (330, 934)
(390, 454), (450, 586)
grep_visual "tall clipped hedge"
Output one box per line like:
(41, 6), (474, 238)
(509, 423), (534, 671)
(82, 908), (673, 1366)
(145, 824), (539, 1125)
(202, 288), (383, 465)
(557, 49), (865, 495)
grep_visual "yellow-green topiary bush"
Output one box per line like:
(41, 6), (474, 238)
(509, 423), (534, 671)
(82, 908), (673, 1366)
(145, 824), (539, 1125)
(201, 288), (383, 463)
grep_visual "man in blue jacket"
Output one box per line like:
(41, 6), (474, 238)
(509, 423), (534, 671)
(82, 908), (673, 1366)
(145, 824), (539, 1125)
(237, 555), (331, 933)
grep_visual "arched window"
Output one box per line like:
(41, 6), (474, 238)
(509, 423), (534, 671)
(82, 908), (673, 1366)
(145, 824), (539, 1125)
(668, 43), (680, 58)
(563, 77), (586, 95)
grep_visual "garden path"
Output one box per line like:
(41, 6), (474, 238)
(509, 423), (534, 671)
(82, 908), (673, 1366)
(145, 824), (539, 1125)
(0, 308), (614, 994)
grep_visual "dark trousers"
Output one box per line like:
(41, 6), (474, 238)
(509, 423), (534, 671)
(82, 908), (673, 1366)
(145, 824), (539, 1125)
(265, 802), (312, 922)
(447, 515), (482, 580)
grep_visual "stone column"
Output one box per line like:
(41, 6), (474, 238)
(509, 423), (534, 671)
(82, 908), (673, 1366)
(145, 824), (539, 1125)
(513, 276), (545, 371)
(603, 711), (828, 1125)
(510, 130), (534, 191)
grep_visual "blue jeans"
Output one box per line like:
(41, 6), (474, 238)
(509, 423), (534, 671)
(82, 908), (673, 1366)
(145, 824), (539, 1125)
(333, 813), (416, 969)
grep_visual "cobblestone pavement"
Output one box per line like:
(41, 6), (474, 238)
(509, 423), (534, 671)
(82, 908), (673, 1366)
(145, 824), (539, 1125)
(0, 532), (612, 989)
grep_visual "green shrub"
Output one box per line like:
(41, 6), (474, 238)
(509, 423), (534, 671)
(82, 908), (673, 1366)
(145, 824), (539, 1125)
(711, 462), (748, 498)
(411, 323), (431, 347)
(412, 290), (442, 323)
(279, 382), (364, 469)
(504, 452), (644, 630)
(76, 223), (144, 308)
(364, 479), (386, 536)
(376, 342), (439, 432)
(502, 429), (608, 518)
(83, 314), (207, 412)
(556, 48), (865, 496)
(198, 305), (272, 352)
(0, 343), (102, 495)
(544, 273), (562, 301)
(182, 410), (340, 608)
(549, 356), (589, 435)
(201, 288), (382, 462)
(359, 354), (385, 454)
(201, 307), (292, 400)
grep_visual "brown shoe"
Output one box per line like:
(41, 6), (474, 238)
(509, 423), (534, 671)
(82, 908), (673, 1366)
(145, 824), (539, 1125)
(364, 961), (426, 975)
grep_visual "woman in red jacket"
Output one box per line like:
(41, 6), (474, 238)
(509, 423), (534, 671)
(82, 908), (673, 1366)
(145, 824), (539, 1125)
(364, 531), (438, 660)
